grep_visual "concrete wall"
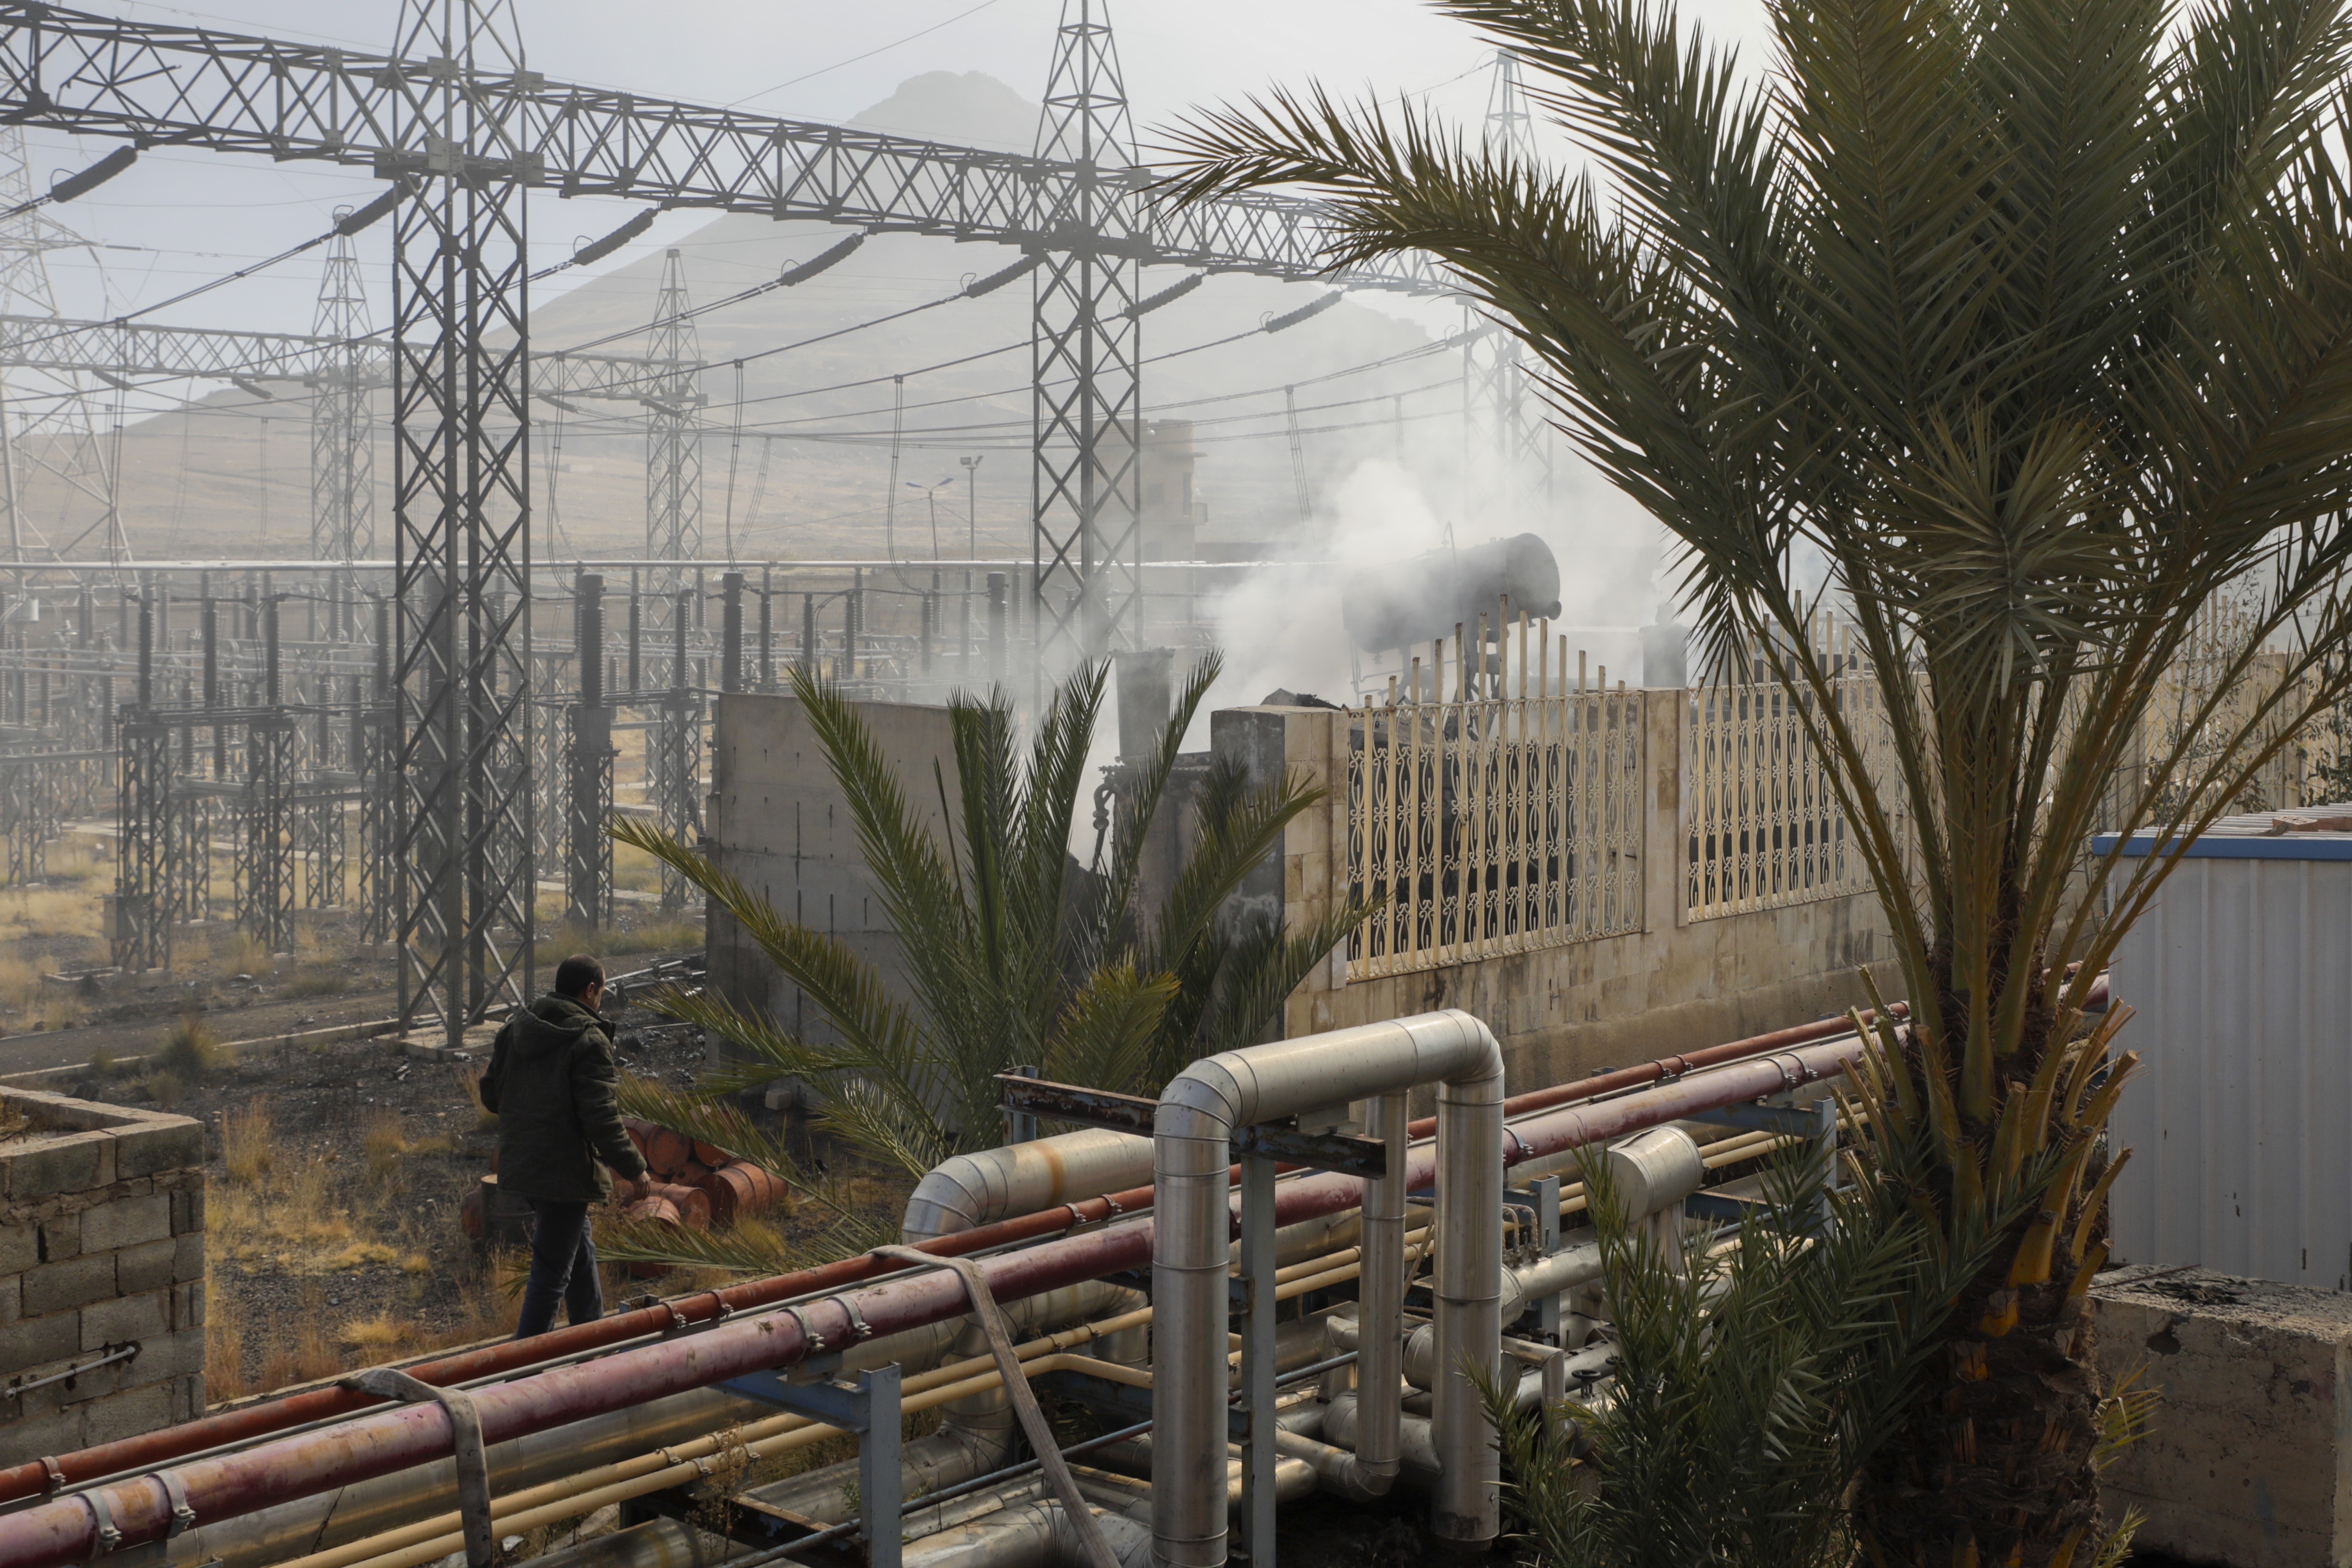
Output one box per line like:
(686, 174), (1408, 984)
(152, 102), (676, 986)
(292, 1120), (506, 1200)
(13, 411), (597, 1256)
(703, 691), (960, 1058)
(0, 1087), (207, 1456)
(1217, 694), (1893, 1093)
(2091, 1264), (2352, 1566)
(702, 687), (1891, 1100)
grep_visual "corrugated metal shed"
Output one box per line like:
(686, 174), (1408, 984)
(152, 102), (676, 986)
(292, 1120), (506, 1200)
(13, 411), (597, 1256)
(2100, 806), (2352, 1289)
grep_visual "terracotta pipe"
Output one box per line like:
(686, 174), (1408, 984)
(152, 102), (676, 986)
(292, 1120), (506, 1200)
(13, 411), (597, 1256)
(0, 1032), (1873, 1568)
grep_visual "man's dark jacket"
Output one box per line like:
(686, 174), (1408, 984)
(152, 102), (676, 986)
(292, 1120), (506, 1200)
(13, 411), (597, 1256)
(478, 993), (648, 1203)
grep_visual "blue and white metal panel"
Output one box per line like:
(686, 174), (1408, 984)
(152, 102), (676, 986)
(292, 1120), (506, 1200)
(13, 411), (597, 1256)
(2097, 824), (2352, 1289)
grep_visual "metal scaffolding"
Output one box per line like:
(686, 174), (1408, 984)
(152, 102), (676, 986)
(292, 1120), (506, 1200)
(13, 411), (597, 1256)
(565, 572), (613, 929)
(643, 249), (703, 635)
(1031, 0), (1145, 671)
(1461, 52), (1553, 522)
(385, 0), (536, 1042)
(309, 218), (374, 569)
(0, 0), (1460, 1012)
(0, 126), (126, 571)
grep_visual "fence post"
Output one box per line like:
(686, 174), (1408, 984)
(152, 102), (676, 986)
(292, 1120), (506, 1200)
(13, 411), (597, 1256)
(1210, 703), (1346, 1040)
(1642, 688), (1685, 933)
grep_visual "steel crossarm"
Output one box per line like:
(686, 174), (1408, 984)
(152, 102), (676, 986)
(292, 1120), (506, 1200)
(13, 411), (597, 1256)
(0, 312), (668, 397)
(0, 1), (1447, 292)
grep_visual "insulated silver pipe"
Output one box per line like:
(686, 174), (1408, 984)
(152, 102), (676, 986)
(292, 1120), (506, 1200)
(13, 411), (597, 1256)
(902, 1498), (1155, 1568)
(902, 1129), (1156, 1242)
(1150, 1010), (1505, 1568)
(1432, 1034), (1506, 1542)
(1349, 1091), (1407, 1500)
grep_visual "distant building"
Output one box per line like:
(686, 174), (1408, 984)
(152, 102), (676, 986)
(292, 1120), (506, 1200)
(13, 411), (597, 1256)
(1140, 419), (1200, 563)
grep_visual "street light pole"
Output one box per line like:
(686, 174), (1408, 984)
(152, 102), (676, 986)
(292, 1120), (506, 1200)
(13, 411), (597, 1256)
(960, 454), (983, 558)
(959, 455), (984, 677)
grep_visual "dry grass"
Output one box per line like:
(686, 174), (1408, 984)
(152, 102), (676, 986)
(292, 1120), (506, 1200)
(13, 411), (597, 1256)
(282, 965), (348, 998)
(339, 1313), (417, 1352)
(157, 1014), (221, 1080)
(532, 915), (704, 965)
(204, 1226), (527, 1400)
(212, 927), (276, 978)
(0, 953), (88, 1033)
(359, 1107), (456, 1184)
(221, 1101), (272, 1185)
(0, 885), (103, 947)
(459, 1065), (498, 1131)
(611, 840), (661, 895)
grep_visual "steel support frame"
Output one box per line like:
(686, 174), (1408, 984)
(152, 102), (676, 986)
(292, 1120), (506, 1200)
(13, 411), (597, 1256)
(642, 249), (702, 636)
(169, 789), (212, 927)
(237, 713), (296, 952)
(532, 694), (565, 882)
(388, 0), (537, 1044)
(356, 702), (397, 946)
(652, 688), (700, 911)
(564, 704), (613, 929)
(296, 787), (348, 909)
(310, 225), (375, 567)
(1029, 0), (1144, 673)
(114, 715), (170, 972)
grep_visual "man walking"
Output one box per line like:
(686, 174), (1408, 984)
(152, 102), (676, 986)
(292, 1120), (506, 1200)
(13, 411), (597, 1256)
(477, 953), (649, 1339)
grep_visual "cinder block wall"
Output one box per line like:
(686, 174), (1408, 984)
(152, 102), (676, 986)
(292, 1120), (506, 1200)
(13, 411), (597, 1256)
(1, 1088), (206, 1457)
(702, 692), (961, 1061)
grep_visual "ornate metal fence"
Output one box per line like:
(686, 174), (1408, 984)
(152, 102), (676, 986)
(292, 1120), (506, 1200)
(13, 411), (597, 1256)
(1346, 683), (1644, 980)
(1684, 677), (1893, 920)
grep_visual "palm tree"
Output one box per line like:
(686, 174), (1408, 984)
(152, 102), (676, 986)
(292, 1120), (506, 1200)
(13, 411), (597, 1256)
(1483, 1141), (2154, 1568)
(608, 654), (1363, 1269)
(1163, 0), (2352, 1559)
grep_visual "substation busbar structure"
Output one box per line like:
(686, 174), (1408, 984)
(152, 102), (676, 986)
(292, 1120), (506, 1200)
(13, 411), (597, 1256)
(0, 0), (1455, 1045)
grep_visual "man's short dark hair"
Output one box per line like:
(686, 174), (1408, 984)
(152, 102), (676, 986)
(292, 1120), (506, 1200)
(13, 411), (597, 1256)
(554, 954), (605, 998)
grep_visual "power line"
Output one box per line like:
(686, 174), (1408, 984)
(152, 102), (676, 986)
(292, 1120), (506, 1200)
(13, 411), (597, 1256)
(724, 0), (1013, 108)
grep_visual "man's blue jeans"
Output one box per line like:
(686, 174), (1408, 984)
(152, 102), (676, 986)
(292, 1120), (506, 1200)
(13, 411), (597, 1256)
(515, 1199), (602, 1339)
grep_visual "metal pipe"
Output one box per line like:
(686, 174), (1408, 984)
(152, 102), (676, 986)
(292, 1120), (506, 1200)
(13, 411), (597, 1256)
(151, 1389), (770, 1568)
(1431, 1025), (1506, 1542)
(1349, 1091), (1406, 1501)
(0, 1028), (1869, 1564)
(898, 1497), (1153, 1568)
(1150, 1010), (1506, 1568)
(901, 1129), (1155, 1243)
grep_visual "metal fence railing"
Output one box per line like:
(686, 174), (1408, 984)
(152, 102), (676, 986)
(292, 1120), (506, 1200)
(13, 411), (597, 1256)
(1683, 677), (1893, 920)
(1346, 683), (1643, 981)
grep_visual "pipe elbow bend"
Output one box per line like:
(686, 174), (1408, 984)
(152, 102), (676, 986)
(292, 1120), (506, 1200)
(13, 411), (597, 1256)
(900, 1161), (992, 1242)
(1401, 1009), (1505, 1093)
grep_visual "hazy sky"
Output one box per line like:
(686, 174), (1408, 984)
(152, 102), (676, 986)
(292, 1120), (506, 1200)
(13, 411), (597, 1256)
(27, 0), (1773, 337)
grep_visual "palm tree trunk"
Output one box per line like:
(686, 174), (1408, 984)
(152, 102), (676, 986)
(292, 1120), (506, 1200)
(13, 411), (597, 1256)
(1860, 1236), (2107, 1566)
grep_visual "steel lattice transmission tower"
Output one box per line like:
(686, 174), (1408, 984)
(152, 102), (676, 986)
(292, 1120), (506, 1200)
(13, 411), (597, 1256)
(643, 246), (702, 634)
(309, 216), (375, 567)
(1031, 0), (1145, 668)
(1461, 50), (1553, 523)
(387, 0), (536, 1044)
(0, 126), (126, 572)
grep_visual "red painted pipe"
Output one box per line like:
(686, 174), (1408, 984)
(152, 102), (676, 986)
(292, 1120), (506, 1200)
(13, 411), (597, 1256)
(0, 1033), (1871, 1568)
(0, 994), (1964, 1508)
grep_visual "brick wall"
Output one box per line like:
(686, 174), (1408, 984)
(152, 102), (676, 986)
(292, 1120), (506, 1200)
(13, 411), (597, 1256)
(0, 1088), (205, 1457)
